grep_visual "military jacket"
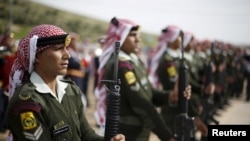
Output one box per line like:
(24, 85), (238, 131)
(7, 80), (102, 141)
(185, 52), (203, 94)
(157, 51), (179, 91)
(156, 50), (199, 132)
(103, 52), (173, 141)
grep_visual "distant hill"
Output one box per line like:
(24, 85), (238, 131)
(0, 0), (157, 47)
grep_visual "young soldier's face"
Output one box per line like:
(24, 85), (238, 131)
(35, 43), (70, 76)
(121, 30), (141, 54)
(169, 35), (182, 50)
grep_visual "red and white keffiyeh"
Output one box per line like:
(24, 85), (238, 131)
(8, 24), (67, 98)
(148, 25), (181, 89)
(94, 17), (138, 133)
(183, 31), (193, 48)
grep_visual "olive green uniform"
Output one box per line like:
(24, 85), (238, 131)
(103, 52), (173, 141)
(156, 50), (198, 138)
(156, 51), (180, 131)
(185, 52), (203, 116)
(7, 80), (102, 141)
(213, 51), (227, 109)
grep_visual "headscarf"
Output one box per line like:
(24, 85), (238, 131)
(94, 17), (139, 130)
(148, 25), (181, 88)
(183, 31), (193, 48)
(8, 24), (70, 98)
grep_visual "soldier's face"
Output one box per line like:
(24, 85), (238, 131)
(121, 30), (141, 54)
(168, 36), (181, 50)
(35, 43), (70, 77)
(186, 38), (195, 51)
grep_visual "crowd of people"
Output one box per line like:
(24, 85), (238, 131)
(0, 16), (250, 141)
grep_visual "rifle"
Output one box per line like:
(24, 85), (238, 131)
(102, 42), (121, 141)
(175, 31), (195, 141)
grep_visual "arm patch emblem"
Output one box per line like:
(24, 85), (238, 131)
(167, 66), (177, 77)
(20, 111), (38, 130)
(125, 71), (136, 85)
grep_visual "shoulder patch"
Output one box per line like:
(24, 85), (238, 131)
(125, 71), (136, 85)
(20, 111), (38, 130)
(167, 66), (177, 77)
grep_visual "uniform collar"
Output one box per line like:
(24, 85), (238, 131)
(167, 48), (181, 59)
(119, 51), (139, 65)
(119, 51), (132, 61)
(30, 71), (68, 103)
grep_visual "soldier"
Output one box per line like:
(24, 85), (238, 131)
(95, 17), (191, 141)
(234, 47), (246, 98)
(212, 41), (227, 110)
(148, 26), (208, 140)
(197, 40), (221, 129)
(6, 24), (125, 141)
(183, 32), (214, 140)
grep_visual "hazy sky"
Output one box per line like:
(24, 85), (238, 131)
(33, 0), (250, 45)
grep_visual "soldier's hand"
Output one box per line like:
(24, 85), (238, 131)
(215, 85), (223, 94)
(184, 85), (191, 100)
(204, 83), (215, 95)
(169, 83), (191, 102)
(111, 134), (125, 141)
(168, 137), (177, 141)
(194, 116), (208, 137)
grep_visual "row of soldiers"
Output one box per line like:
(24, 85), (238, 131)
(93, 19), (250, 141)
(1, 20), (250, 141)
(182, 37), (247, 123)
(145, 27), (248, 141)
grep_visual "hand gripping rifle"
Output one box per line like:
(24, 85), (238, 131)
(102, 42), (121, 141)
(175, 31), (195, 141)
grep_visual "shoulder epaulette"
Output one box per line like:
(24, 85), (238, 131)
(17, 82), (36, 101)
(118, 61), (133, 71)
